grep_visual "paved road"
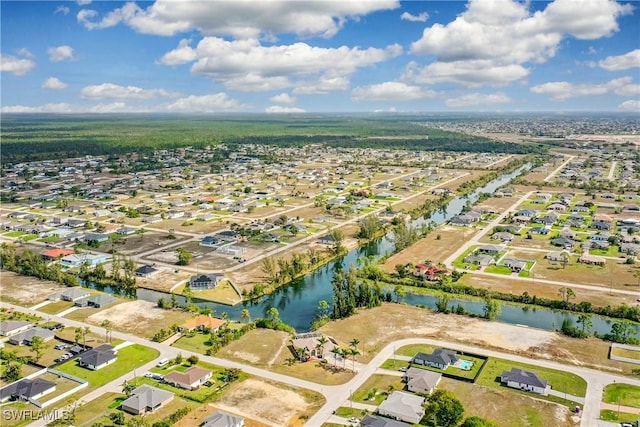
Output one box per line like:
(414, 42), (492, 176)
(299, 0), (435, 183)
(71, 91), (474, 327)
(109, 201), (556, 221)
(607, 161), (617, 181)
(544, 155), (575, 182)
(4, 301), (639, 427)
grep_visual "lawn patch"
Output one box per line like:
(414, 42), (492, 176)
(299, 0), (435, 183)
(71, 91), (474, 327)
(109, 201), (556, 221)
(603, 383), (640, 408)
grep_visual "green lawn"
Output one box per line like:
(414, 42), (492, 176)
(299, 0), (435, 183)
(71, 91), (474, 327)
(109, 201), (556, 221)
(334, 406), (370, 419)
(452, 246), (478, 270)
(611, 346), (640, 360)
(603, 383), (640, 408)
(172, 332), (211, 354)
(380, 358), (411, 370)
(38, 300), (74, 314)
(56, 344), (159, 387)
(478, 358), (587, 399)
(600, 409), (640, 423)
(393, 344), (437, 357)
(484, 265), (513, 275)
(352, 374), (405, 405)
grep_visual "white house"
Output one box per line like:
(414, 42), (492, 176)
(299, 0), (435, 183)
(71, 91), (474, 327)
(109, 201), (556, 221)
(163, 366), (212, 390)
(377, 391), (425, 424)
(500, 368), (550, 395)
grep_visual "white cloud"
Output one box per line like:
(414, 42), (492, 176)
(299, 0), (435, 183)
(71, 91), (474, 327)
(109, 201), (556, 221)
(408, 60), (529, 87)
(160, 37), (402, 93)
(269, 93), (296, 105)
(48, 45), (75, 62)
(17, 48), (34, 58)
(1, 103), (75, 113)
(77, 0), (92, 5)
(401, 11), (428, 22)
(618, 100), (640, 111)
(599, 49), (640, 71)
(445, 92), (511, 108)
(531, 76), (634, 100)
(0, 54), (35, 76)
(81, 83), (178, 100)
(77, 0), (399, 38)
(407, 0), (632, 86)
(165, 94), (250, 112)
(265, 105), (306, 113)
(55, 5), (70, 15)
(42, 77), (68, 90)
(613, 83), (640, 97)
(351, 81), (435, 101)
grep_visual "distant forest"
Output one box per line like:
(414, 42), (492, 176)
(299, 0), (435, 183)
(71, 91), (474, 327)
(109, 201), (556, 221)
(0, 114), (546, 164)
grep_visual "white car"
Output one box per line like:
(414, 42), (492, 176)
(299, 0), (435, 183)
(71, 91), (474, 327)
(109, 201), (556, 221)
(347, 417), (359, 424)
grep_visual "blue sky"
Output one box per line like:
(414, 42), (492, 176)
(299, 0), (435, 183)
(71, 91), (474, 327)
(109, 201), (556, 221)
(1, 0), (639, 113)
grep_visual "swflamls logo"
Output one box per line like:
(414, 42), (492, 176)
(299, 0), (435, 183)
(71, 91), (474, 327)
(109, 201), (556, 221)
(2, 409), (71, 421)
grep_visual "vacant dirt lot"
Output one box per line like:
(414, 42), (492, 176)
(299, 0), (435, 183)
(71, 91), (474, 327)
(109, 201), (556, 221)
(320, 304), (555, 363)
(86, 300), (193, 337)
(216, 379), (323, 427)
(380, 225), (474, 272)
(0, 271), (62, 305)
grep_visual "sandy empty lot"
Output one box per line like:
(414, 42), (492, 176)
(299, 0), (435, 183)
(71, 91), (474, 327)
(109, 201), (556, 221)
(0, 271), (62, 305)
(216, 379), (311, 426)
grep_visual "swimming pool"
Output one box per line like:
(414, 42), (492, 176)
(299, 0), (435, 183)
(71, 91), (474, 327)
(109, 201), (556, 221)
(458, 360), (473, 370)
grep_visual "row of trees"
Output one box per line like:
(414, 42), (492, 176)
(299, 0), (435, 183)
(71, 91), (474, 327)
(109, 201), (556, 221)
(331, 267), (385, 320)
(0, 244), (78, 287)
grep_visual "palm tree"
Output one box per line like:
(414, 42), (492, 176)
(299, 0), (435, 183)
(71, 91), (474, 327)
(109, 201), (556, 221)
(101, 319), (113, 343)
(330, 347), (341, 367)
(350, 347), (361, 373)
(316, 335), (328, 358)
(340, 348), (348, 370)
(349, 338), (360, 352)
(241, 309), (251, 323)
(83, 326), (90, 348)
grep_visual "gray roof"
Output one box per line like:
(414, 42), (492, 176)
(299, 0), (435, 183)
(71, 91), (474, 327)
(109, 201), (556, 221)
(202, 410), (245, 427)
(361, 414), (411, 427)
(121, 385), (173, 413)
(0, 320), (32, 335)
(501, 368), (548, 388)
(377, 391), (425, 420)
(414, 348), (459, 366)
(86, 294), (116, 306)
(61, 288), (90, 300)
(405, 367), (441, 393)
(79, 344), (116, 367)
(9, 327), (54, 344)
(0, 378), (56, 400)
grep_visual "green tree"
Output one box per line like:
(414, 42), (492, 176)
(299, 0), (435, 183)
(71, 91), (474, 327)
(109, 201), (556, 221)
(330, 229), (345, 255)
(241, 309), (251, 323)
(122, 380), (136, 397)
(558, 287), (576, 304)
(30, 336), (47, 361)
(109, 412), (125, 425)
(174, 352), (183, 365)
(267, 307), (280, 325)
(3, 362), (22, 382)
(187, 355), (199, 365)
(460, 416), (499, 427)
(425, 389), (465, 427)
(261, 257), (277, 284)
(577, 314), (593, 334)
(483, 297), (500, 320)
(176, 247), (192, 265)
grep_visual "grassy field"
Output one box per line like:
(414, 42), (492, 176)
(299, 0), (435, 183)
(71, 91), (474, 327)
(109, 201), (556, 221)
(439, 377), (574, 427)
(38, 300), (74, 314)
(334, 406), (370, 418)
(172, 331), (211, 354)
(603, 383), (640, 408)
(172, 280), (241, 305)
(484, 265), (514, 275)
(477, 358), (587, 399)
(352, 374), (405, 405)
(56, 344), (159, 387)
(611, 346), (640, 360)
(600, 409), (640, 423)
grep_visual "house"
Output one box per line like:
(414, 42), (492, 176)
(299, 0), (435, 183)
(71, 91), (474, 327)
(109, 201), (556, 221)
(179, 315), (226, 333)
(516, 209), (537, 218)
(164, 366), (212, 390)
(491, 232), (514, 242)
(116, 227), (137, 235)
(49, 287), (90, 302)
(75, 294), (116, 308)
(41, 248), (75, 260)
(189, 273), (224, 290)
(59, 253), (108, 267)
(501, 258), (527, 273)
(135, 265), (159, 278)
(533, 193), (552, 203)
(0, 320), (33, 337)
(202, 410), (245, 427)
(579, 253), (606, 266)
(500, 368), (550, 395)
(121, 385), (174, 415)
(82, 233), (110, 243)
(546, 251), (567, 262)
(360, 414), (410, 427)
(589, 240), (609, 250)
(412, 348), (458, 370)
(559, 228), (576, 240)
(463, 254), (495, 267)
(215, 230), (239, 242)
(8, 328), (54, 346)
(0, 378), (56, 403)
(377, 391), (425, 424)
(448, 214), (474, 227)
(590, 232), (610, 242)
(414, 264), (448, 281)
(550, 237), (574, 250)
(291, 333), (337, 360)
(78, 344), (117, 370)
(404, 367), (441, 395)
(529, 226), (550, 235)
(620, 242), (640, 255)
(317, 234), (336, 245)
(200, 236), (222, 248)
(541, 211), (560, 226)
(476, 245), (502, 255)
(548, 203), (567, 211)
